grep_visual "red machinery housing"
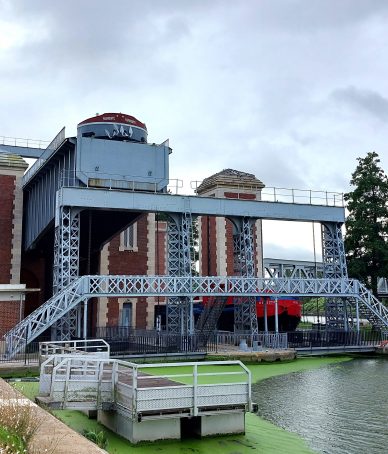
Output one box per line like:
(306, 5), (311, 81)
(200, 296), (301, 332)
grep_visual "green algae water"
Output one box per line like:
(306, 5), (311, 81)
(253, 357), (388, 454)
(11, 357), (351, 454)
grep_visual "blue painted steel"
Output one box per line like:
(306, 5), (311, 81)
(75, 137), (169, 191)
(23, 127), (67, 187)
(59, 187), (346, 222)
(23, 140), (76, 249)
(0, 144), (44, 158)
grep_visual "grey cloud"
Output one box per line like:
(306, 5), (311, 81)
(1, 0), (388, 198)
(236, 0), (388, 32)
(331, 86), (388, 122)
(1, 0), (199, 89)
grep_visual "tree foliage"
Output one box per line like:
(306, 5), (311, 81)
(344, 151), (388, 295)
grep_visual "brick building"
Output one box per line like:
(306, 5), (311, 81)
(97, 214), (167, 330)
(0, 150), (265, 335)
(197, 169), (265, 278)
(0, 153), (28, 337)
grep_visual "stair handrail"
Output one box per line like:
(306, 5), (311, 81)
(4, 277), (87, 357)
(357, 282), (388, 327)
(5, 275), (388, 359)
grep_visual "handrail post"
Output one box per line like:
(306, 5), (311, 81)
(64, 359), (71, 406)
(112, 360), (118, 403)
(132, 365), (138, 420)
(193, 364), (198, 416)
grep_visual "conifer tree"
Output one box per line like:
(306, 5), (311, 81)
(344, 152), (388, 296)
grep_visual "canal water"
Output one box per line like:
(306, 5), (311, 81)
(253, 358), (388, 454)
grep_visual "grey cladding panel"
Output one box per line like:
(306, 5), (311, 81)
(76, 138), (169, 191)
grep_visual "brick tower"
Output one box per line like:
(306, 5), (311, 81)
(0, 153), (28, 337)
(197, 169), (265, 278)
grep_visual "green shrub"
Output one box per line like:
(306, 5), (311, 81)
(0, 424), (26, 453)
(83, 428), (108, 449)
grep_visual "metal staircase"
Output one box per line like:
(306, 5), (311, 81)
(4, 278), (86, 358)
(357, 282), (388, 331)
(3, 275), (388, 359)
(195, 297), (228, 334)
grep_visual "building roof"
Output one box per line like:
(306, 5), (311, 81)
(0, 152), (28, 170)
(196, 168), (265, 194)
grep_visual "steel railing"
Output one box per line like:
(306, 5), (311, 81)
(190, 180), (344, 207)
(4, 276), (388, 358)
(39, 339), (110, 359)
(57, 170), (344, 206)
(0, 135), (50, 149)
(288, 329), (388, 349)
(58, 169), (183, 194)
(41, 357), (252, 417)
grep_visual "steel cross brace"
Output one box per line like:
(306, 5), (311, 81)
(321, 222), (350, 330)
(166, 213), (195, 335)
(52, 206), (81, 340)
(230, 217), (259, 335)
(5, 275), (388, 357)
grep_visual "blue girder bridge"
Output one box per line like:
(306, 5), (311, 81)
(1, 112), (387, 358)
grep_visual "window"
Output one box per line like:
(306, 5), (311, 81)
(121, 302), (132, 327)
(120, 222), (138, 251)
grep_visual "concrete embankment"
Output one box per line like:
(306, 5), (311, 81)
(210, 348), (296, 362)
(376, 342), (388, 355)
(0, 377), (107, 454)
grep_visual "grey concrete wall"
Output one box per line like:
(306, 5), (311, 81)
(98, 410), (181, 444)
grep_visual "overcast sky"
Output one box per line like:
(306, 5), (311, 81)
(1, 0), (388, 260)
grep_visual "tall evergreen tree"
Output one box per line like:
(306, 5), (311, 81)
(344, 151), (388, 296)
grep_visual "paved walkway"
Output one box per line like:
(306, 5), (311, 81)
(0, 378), (107, 454)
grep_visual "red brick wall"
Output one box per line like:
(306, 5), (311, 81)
(225, 220), (235, 275)
(21, 255), (45, 316)
(0, 301), (20, 337)
(155, 221), (167, 275)
(201, 216), (217, 275)
(224, 191), (258, 276)
(224, 192), (256, 200)
(106, 215), (149, 328)
(0, 175), (15, 284)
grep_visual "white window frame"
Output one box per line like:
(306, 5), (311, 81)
(120, 301), (133, 327)
(119, 222), (138, 251)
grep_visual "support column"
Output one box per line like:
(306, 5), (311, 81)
(321, 222), (349, 330)
(166, 213), (194, 335)
(274, 298), (279, 333)
(230, 217), (258, 335)
(52, 206), (81, 340)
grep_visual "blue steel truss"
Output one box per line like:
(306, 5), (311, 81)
(23, 184), (346, 252)
(166, 213), (195, 335)
(231, 217), (258, 334)
(4, 275), (388, 358)
(321, 222), (350, 329)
